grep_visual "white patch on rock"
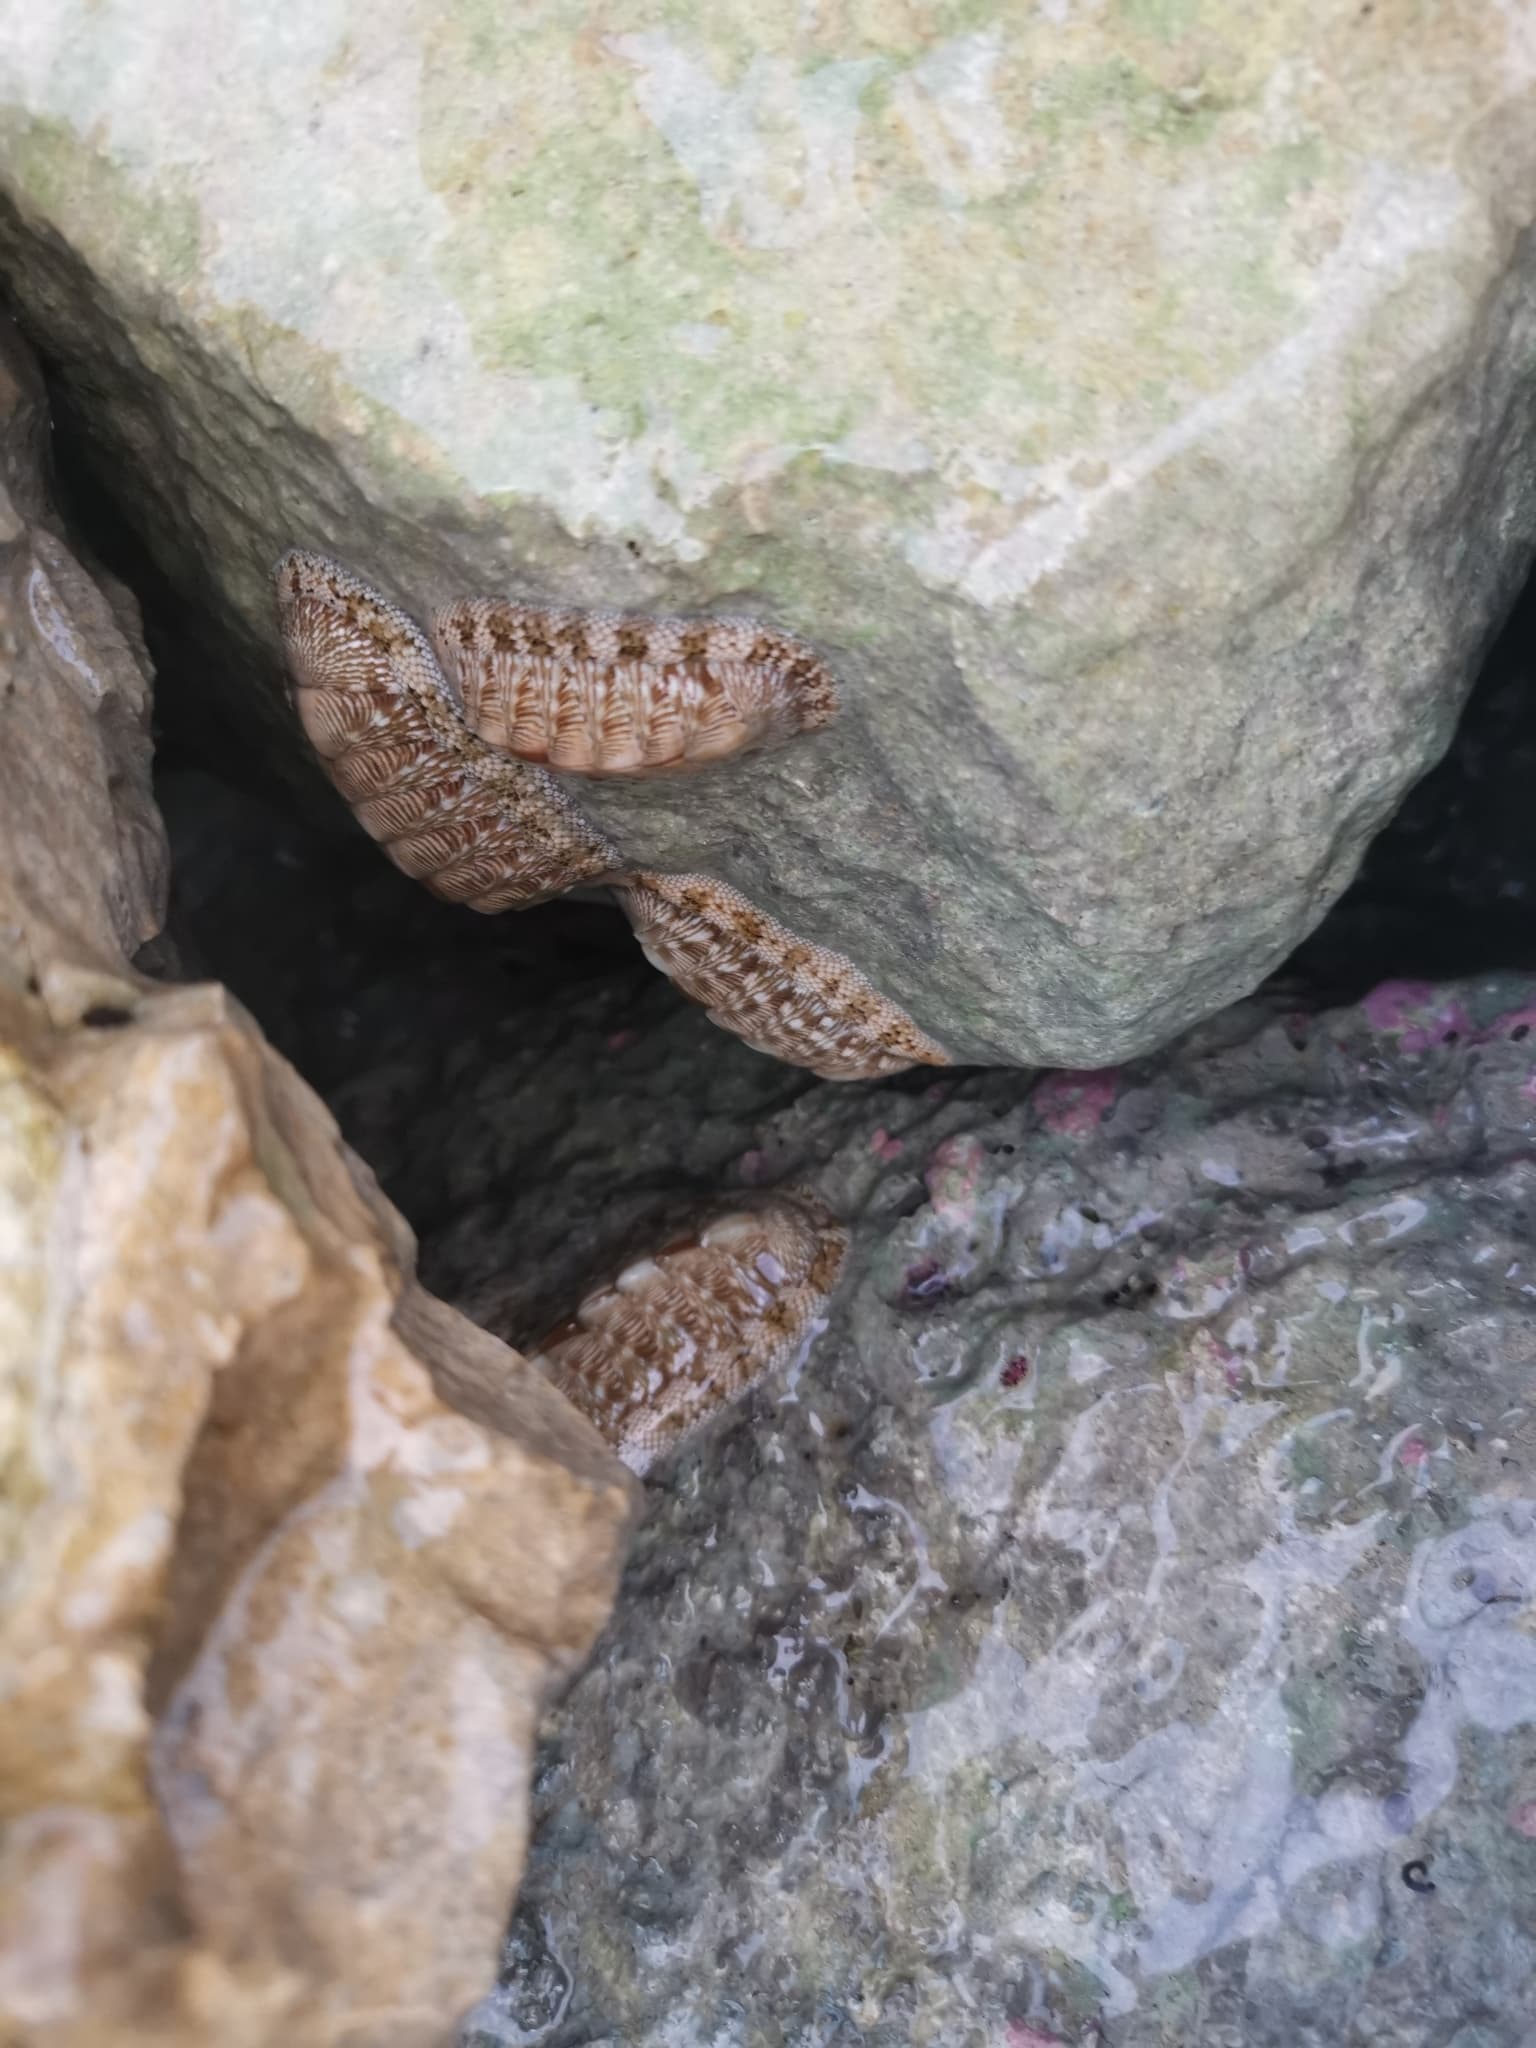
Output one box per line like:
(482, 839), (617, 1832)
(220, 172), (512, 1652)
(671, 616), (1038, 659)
(907, 163), (1472, 605)
(889, 32), (1010, 205)
(608, 34), (882, 252)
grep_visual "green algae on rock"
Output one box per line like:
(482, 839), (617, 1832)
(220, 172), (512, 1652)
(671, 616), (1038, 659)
(1, 4), (1534, 1064)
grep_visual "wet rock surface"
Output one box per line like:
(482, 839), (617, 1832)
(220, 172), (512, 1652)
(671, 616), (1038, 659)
(3, 4), (1536, 1062)
(158, 748), (1536, 2045)
(452, 978), (1536, 2048)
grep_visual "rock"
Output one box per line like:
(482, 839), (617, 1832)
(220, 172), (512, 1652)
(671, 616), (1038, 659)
(0, 319), (636, 2047)
(443, 973), (1536, 2047)
(3, 8), (1535, 1064)
(0, 321), (165, 984)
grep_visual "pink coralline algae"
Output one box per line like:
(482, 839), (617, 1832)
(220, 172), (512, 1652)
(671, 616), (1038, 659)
(924, 1132), (986, 1216)
(1360, 981), (1473, 1053)
(1033, 1068), (1118, 1135)
(1480, 1002), (1536, 1042)
(1006, 2025), (1065, 2048)
(869, 1128), (905, 1163)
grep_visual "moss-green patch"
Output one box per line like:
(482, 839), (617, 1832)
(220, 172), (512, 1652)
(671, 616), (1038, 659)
(911, 1632), (986, 1715)
(1246, 134), (1327, 213)
(0, 109), (203, 286)
(1117, 0), (1207, 44)
(1288, 1429), (1330, 1488)
(1046, 1949), (1115, 2017)
(1030, 55), (1226, 150)
(410, 10), (1307, 507)
(1280, 1668), (1342, 1788)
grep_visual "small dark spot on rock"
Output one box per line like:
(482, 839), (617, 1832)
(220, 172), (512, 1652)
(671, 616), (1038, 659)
(82, 1004), (133, 1029)
(1103, 1273), (1159, 1310)
(1401, 1858), (1436, 1893)
(1513, 1023), (1530, 1041)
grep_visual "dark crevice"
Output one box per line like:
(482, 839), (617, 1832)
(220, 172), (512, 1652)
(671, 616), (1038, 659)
(28, 345), (1536, 1323)
(1278, 565), (1536, 997)
(43, 345), (327, 815)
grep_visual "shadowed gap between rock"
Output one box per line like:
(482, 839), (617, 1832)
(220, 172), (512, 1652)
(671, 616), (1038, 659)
(25, 341), (1536, 1356)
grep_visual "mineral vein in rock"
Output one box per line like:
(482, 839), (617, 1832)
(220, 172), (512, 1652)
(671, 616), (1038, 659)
(529, 1190), (848, 1472)
(613, 870), (951, 1081)
(432, 596), (838, 777)
(275, 551), (619, 910)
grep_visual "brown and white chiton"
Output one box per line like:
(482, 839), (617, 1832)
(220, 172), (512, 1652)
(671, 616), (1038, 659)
(275, 549), (619, 911)
(430, 596), (839, 778)
(612, 870), (951, 1082)
(528, 1189), (849, 1473)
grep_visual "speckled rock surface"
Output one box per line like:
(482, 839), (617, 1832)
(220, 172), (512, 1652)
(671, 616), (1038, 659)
(418, 974), (1536, 2048)
(3, 5), (1536, 1063)
(150, 761), (1536, 2043)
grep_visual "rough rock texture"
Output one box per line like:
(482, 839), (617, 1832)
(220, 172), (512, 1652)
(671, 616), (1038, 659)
(0, 317), (165, 981)
(3, 5), (1535, 1064)
(0, 320), (635, 2048)
(431, 976), (1535, 2048)
(150, 752), (1536, 2044)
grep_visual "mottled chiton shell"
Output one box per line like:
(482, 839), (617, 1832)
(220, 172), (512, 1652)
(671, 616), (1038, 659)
(431, 596), (838, 778)
(275, 550), (619, 911)
(613, 870), (951, 1081)
(529, 1190), (848, 1472)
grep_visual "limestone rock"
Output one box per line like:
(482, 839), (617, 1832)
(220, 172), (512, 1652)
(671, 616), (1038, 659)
(2, 6), (1534, 1064)
(453, 974), (1536, 2046)
(0, 319), (636, 2047)
(1, 973), (635, 2048)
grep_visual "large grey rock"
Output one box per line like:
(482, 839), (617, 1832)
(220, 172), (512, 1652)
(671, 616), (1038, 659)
(2, 6), (1534, 1063)
(425, 972), (1536, 2048)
